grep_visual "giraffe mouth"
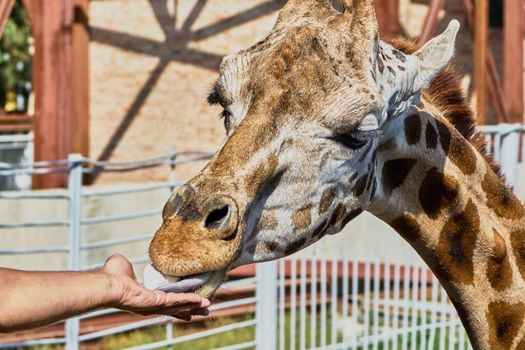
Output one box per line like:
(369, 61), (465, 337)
(144, 264), (227, 298)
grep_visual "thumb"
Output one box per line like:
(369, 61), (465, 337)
(103, 254), (136, 280)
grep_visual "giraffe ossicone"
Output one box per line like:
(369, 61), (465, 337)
(149, 1), (525, 348)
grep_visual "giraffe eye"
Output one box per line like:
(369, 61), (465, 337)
(330, 130), (380, 149)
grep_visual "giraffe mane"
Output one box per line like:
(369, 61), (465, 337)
(390, 38), (503, 180)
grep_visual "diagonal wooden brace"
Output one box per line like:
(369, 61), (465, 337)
(0, 0), (14, 37)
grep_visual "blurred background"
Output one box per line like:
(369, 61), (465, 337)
(0, 1), (523, 349)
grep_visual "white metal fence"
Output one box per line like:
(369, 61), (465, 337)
(0, 124), (524, 350)
(0, 133), (33, 191)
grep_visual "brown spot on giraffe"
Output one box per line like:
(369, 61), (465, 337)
(448, 137), (478, 175)
(482, 169), (525, 220)
(486, 301), (525, 350)
(425, 121), (438, 149)
(510, 229), (525, 280)
(292, 205), (312, 230)
(352, 175), (368, 197)
(436, 119), (451, 152)
(244, 153), (279, 198)
(381, 158), (417, 196)
(434, 200), (479, 285)
(256, 211), (278, 231)
(328, 203), (347, 227)
(284, 238), (307, 255)
(487, 229), (513, 292)
(404, 113), (422, 145)
(391, 214), (422, 243)
(434, 119), (477, 175)
(255, 240), (281, 258)
(319, 189), (336, 214)
(419, 167), (459, 219)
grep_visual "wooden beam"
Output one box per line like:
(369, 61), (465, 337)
(375, 0), (400, 39)
(31, 0), (89, 188)
(463, 0), (510, 123)
(504, 0), (524, 122)
(73, 0), (90, 159)
(418, 0), (446, 47)
(0, 0), (14, 37)
(474, 0), (488, 124)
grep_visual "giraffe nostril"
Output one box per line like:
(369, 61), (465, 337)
(204, 205), (230, 229)
(163, 184), (195, 219)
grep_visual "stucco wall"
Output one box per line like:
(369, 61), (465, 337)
(88, 0), (500, 185)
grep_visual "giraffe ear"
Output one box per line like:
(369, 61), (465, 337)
(411, 20), (460, 91)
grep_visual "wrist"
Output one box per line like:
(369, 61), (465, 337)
(95, 270), (123, 308)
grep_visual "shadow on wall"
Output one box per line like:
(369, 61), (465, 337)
(90, 0), (286, 172)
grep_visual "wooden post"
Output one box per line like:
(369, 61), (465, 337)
(474, 0), (488, 124)
(31, 0), (90, 188)
(463, 0), (510, 123)
(0, 0), (14, 37)
(504, 0), (524, 123)
(73, 0), (90, 159)
(418, 0), (446, 47)
(375, 0), (400, 38)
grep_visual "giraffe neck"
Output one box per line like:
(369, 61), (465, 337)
(368, 103), (525, 350)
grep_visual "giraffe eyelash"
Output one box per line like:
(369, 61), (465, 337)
(220, 109), (232, 119)
(330, 129), (382, 149)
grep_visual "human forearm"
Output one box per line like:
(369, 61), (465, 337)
(0, 268), (118, 332)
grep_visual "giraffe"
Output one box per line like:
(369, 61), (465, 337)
(147, 0), (525, 348)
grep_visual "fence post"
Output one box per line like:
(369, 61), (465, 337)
(256, 261), (279, 350)
(499, 124), (521, 187)
(65, 154), (83, 350)
(166, 147), (177, 349)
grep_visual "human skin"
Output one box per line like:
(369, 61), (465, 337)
(0, 254), (210, 332)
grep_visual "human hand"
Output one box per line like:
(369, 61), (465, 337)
(102, 254), (210, 321)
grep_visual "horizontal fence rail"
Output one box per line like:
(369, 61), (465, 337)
(0, 124), (523, 350)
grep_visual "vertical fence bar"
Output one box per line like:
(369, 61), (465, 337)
(279, 259), (286, 350)
(363, 257), (371, 349)
(166, 147), (177, 349)
(439, 287), (447, 350)
(410, 267), (419, 349)
(65, 154), (83, 350)
(499, 125), (520, 186)
(256, 261), (279, 350)
(419, 267), (426, 350)
(300, 256), (307, 350)
(290, 257), (297, 350)
(372, 260), (380, 350)
(342, 231), (350, 347)
(311, 255), (318, 349)
(330, 240), (338, 347)
(320, 240), (328, 348)
(427, 274), (438, 349)
(384, 258), (391, 348)
(351, 246), (359, 350)
(392, 239), (402, 350)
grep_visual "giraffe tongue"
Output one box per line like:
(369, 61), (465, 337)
(143, 263), (210, 293)
(157, 273), (210, 293)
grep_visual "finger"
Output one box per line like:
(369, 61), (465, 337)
(163, 293), (208, 307)
(180, 316), (192, 322)
(192, 307), (210, 316)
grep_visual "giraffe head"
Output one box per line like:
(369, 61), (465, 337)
(149, 0), (460, 298)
